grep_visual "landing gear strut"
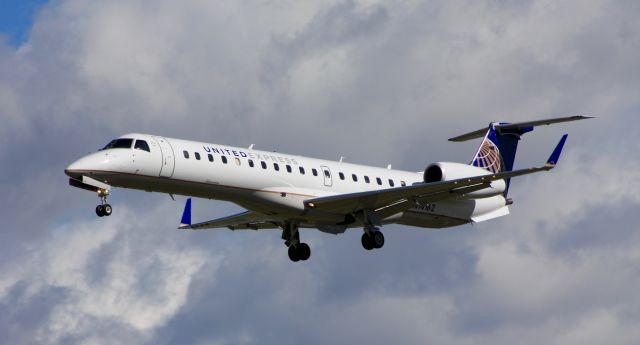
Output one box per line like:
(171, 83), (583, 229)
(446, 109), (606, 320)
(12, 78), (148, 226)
(282, 222), (311, 262)
(95, 189), (112, 217)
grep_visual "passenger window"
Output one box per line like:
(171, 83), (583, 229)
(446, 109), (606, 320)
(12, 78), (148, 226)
(312, 168), (318, 176)
(401, 180), (406, 187)
(261, 161), (267, 169)
(134, 140), (150, 152)
(195, 152), (201, 160)
(376, 177), (382, 185)
(324, 170), (331, 178)
(352, 174), (358, 182)
(221, 156), (228, 164)
(208, 154), (214, 162)
(389, 179), (395, 187)
(274, 163), (280, 171)
(248, 159), (254, 167)
(339, 172), (345, 180)
(299, 167), (305, 175)
(364, 176), (370, 183)
(235, 158), (241, 166)
(286, 165), (292, 173)
(183, 150), (189, 159)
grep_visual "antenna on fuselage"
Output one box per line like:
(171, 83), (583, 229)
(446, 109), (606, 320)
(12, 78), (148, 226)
(248, 144), (254, 150)
(387, 164), (392, 169)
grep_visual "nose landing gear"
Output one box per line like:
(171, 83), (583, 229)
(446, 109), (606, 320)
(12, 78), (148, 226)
(95, 189), (112, 217)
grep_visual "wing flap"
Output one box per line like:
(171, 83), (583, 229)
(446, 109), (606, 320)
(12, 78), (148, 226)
(306, 179), (493, 214)
(372, 182), (494, 220)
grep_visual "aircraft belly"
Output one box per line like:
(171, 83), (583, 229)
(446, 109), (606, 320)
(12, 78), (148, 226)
(87, 171), (329, 219)
(92, 172), (245, 200)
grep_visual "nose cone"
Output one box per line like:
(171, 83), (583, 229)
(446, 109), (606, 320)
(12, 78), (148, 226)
(65, 152), (109, 179)
(65, 159), (85, 179)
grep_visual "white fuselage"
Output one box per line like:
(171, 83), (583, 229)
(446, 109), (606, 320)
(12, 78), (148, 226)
(65, 133), (509, 231)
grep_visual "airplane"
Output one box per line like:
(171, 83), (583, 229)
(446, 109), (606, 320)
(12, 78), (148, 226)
(65, 115), (591, 262)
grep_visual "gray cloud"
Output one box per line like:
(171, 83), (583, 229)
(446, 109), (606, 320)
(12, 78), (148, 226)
(1, 0), (639, 344)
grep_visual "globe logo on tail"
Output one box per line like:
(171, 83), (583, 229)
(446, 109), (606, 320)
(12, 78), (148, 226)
(473, 138), (503, 173)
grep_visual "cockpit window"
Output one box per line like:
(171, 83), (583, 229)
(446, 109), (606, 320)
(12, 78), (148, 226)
(101, 138), (133, 150)
(134, 140), (150, 152)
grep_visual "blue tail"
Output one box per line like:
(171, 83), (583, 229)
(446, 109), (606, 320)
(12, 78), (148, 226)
(471, 124), (533, 173)
(470, 123), (533, 195)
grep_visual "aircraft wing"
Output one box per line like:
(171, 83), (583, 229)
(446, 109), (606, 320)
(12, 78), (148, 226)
(178, 199), (281, 230)
(304, 135), (568, 216)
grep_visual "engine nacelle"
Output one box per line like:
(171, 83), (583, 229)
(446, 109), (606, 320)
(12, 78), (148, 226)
(423, 162), (506, 199)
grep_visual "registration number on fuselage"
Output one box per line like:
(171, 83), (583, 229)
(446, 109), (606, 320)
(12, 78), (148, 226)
(414, 203), (437, 213)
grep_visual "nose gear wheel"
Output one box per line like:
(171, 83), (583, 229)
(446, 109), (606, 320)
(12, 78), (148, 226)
(95, 189), (112, 217)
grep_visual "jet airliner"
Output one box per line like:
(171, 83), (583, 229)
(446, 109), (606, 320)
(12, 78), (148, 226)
(65, 116), (590, 262)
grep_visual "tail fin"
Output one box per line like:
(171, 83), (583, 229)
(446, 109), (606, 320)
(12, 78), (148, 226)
(452, 115), (593, 195)
(471, 123), (531, 174)
(470, 124), (531, 195)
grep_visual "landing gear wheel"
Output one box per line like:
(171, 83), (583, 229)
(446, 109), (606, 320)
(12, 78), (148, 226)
(361, 233), (374, 250)
(103, 204), (112, 216)
(297, 243), (311, 261)
(96, 205), (105, 217)
(288, 245), (300, 262)
(288, 243), (311, 262)
(372, 231), (385, 249)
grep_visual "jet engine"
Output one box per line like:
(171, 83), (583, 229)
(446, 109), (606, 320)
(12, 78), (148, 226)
(423, 162), (506, 198)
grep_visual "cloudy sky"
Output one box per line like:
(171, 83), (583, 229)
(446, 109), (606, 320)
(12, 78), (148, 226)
(1, 0), (639, 344)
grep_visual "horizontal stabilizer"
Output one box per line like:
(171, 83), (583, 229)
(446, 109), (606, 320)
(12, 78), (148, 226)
(449, 115), (592, 142)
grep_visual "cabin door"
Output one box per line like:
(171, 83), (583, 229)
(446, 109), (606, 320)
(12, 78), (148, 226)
(152, 136), (175, 178)
(321, 166), (333, 187)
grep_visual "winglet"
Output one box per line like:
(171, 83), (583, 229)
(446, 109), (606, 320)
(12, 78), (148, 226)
(179, 198), (192, 228)
(545, 134), (568, 168)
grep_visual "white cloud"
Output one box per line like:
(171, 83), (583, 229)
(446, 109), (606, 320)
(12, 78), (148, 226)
(0, 205), (212, 344)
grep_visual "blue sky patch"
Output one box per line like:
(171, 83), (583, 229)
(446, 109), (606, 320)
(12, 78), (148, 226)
(0, 0), (48, 46)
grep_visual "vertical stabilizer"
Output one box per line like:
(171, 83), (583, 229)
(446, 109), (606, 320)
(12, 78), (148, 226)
(470, 123), (533, 195)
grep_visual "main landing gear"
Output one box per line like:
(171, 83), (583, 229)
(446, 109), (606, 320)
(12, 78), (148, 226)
(95, 189), (112, 217)
(288, 242), (311, 262)
(282, 222), (311, 262)
(361, 227), (385, 251)
(360, 209), (385, 251)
